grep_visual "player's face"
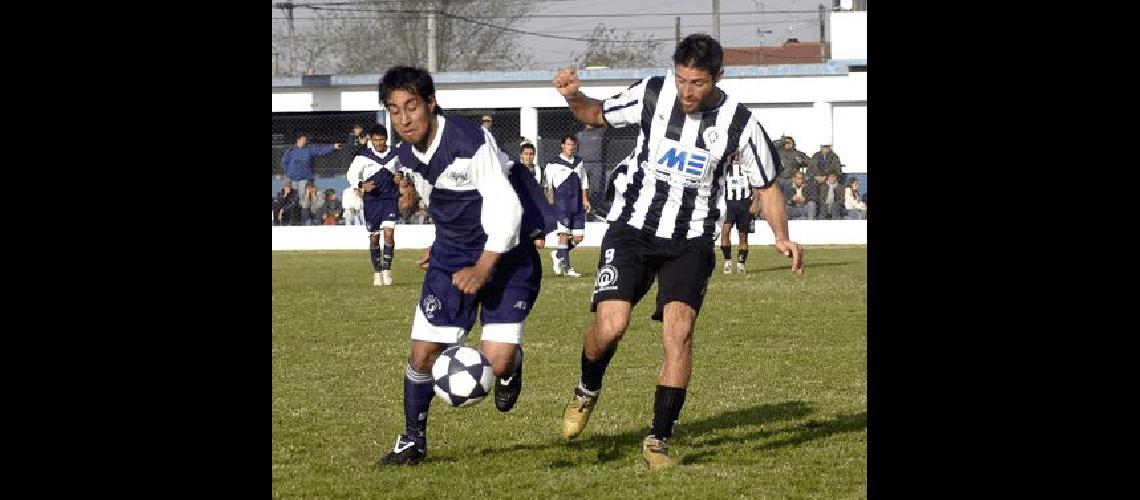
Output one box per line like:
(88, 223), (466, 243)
(674, 64), (722, 114)
(386, 90), (435, 147)
(296, 136), (307, 147)
(520, 148), (535, 165)
(560, 139), (577, 156)
(370, 134), (387, 151)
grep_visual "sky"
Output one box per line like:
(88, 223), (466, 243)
(272, 0), (834, 73)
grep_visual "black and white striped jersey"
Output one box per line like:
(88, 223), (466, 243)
(723, 160), (752, 202)
(601, 70), (781, 240)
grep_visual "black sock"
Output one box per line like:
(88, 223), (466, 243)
(580, 347), (616, 393)
(403, 363), (433, 448)
(382, 244), (394, 270)
(567, 239), (578, 251)
(720, 245), (731, 260)
(649, 385), (687, 440)
(370, 245), (382, 271)
(738, 249), (749, 264)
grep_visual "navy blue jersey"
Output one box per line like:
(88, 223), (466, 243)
(395, 116), (523, 269)
(544, 154), (588, 215)
(346, 144), (401, 201)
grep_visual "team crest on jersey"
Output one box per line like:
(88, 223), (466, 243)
(702, 127), (722, 147)
(422, 294), (442, 319)
(594, 265), (619, 293)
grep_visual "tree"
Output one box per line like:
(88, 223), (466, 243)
(572, 23), (665, 69)
(271, 0), (538, 75)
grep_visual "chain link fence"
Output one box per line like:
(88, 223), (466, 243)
(272, 108), (869, 224)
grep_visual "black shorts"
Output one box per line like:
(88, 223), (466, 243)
(723, 199), (755, 233)
(590, 223), (715, 322)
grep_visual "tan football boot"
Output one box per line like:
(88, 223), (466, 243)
(560, 390), (598, 440)
(642, 436), (676, 470)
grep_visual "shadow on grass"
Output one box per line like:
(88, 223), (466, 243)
(472, 400), (814, 467)
(680, 410), (866, 465)
(748, 261), (859, 273)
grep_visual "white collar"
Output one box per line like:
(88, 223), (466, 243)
(410, 115), (445, 164)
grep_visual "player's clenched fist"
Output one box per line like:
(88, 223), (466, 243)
(553, 66), (580, 98)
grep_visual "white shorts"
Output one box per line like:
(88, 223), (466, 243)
(555, 222), (586, 237)
(409, 306), (524, 344)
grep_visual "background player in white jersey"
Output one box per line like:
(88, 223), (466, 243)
(544, 135), (591, 277)
(552, 34), (804, 470)
(346, 124), (402, 286)
(376, 66), (552, 466)
(720, 152), (762, 274)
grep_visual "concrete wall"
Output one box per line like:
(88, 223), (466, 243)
(272, 220), (866, 251)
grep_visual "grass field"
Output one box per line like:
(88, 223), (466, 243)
(273, 245), (866, 498)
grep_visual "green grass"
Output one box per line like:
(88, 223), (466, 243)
(273, 245), (866, 499)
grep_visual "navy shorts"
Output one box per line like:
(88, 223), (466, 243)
(412, 242), (541, 345)
(556, 211), (586, 236)
(364, 197), (399, 233)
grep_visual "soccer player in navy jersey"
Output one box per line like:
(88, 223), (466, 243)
(376, 66), (553, 466)
(544, 135), (591, 278)
(552, 34), (805, 470)
(346, 124), (402, 286)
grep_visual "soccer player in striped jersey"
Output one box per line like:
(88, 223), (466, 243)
(346, 124), (401, 286)
(376, 66), (552, 466)
(552, 34), (805, 470)
(720, 152), (762, 274)
(544, 135), (591, 277)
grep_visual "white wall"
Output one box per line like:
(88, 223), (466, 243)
(832, 102), (867, 173)
(272, 221), (866, 251)
(830, 11), (868, 60)
(272, 92), (314, 112)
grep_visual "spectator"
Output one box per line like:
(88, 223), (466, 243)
(274, 184), (302, 226)
(844, 178), (866, 220)
(775, 136), (810, 189)
(298, 183), (325, 226)
(342, 186), (364, 226)
(322, 188), (344, 225)
(395, 172), (422, 224)
(782, 171), (818, 220)
(576, 123), (607, 219)
(481, 114), (493, 130)
(808, 144), (843, 185)
(280, 133), (341, 194)
(818, 172), (846, 220)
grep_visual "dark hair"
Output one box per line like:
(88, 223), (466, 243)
(367, 124), (388, 138)
(379, 66), (435, 108)
(295, 133), (308, 141)
(673, 34), (723, 77)
(560, 134), (577, 145)
(520, 143), (535, 152)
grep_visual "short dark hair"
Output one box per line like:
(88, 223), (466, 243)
(295, 133), (308, 141)
(367, 124), (388, 138)
(520, 142), (535, 152)
(560, 134), (577, 145)
(379, 66), (435, 108)
(673, 34), (723, 77)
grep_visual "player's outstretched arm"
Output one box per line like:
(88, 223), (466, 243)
(758, 184), (804, 275)
(553, 66), (606, 128)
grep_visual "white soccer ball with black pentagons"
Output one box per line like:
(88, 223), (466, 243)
(431, 346), (496, 407)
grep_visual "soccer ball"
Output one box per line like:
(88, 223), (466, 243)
(431, 346), (495, 407)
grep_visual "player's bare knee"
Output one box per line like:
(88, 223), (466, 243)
(408, 342), (442, 372)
